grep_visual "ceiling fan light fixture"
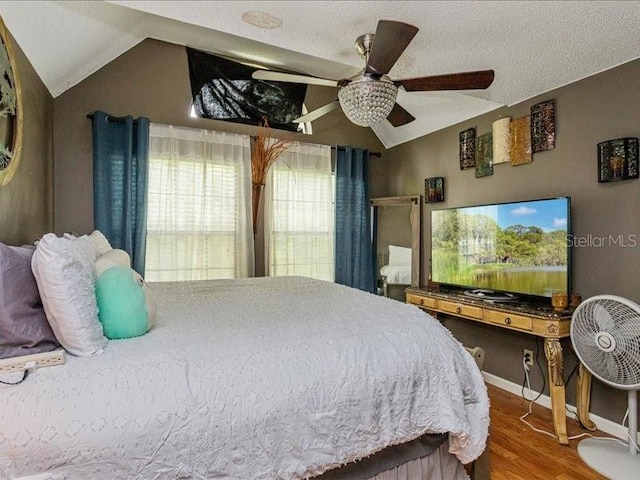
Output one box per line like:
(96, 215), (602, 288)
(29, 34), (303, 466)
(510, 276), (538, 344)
(338, 77), (398, 127)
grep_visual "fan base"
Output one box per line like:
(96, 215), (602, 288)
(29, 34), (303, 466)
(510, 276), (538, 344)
(578, 438), (640, 479)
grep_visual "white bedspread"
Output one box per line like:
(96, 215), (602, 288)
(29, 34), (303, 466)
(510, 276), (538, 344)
(0, 276), (488, 480)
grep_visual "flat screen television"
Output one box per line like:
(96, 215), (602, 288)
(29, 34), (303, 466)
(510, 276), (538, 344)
(430, 197), (571, 299)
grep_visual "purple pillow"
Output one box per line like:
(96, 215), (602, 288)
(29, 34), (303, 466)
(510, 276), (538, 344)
(0, 242), (60, 359)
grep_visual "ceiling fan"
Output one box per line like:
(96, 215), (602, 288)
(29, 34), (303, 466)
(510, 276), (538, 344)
(252, 20), (495, 128)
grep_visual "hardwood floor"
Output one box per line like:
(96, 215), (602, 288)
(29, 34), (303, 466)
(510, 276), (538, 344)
(488, 384), (609, 479)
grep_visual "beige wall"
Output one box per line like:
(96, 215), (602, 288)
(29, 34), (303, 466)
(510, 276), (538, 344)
(0, 28), (53, 245)
(52, 38), (386, 228)
(52, 38), (386, 275)
(386, 59), (640, 423)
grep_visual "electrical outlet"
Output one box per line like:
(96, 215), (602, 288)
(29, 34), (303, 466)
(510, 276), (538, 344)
(523, 349), (534, 367)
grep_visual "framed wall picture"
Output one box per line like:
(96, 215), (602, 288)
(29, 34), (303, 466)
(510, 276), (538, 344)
(531, 99), (556, 153)
(492, 117), (511, 164)
(597, 138), (639, 182)
(511, 116), (532, 165)
(459, 127), (476, 170)
(475, 133), (493, 178)
(425, 177), (445, 203)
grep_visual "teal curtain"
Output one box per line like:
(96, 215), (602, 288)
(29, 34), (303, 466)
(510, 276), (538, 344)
(335, 146), (375, 293)
(91, 111), (150, 275)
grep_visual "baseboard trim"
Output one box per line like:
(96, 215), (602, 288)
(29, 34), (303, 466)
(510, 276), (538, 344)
(482, 371), (632, 442)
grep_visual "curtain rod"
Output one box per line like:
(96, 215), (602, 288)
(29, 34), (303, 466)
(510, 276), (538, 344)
(86, 113), (381, 157)
(86, 113), (129, 123)
(332, 146), (381, 158)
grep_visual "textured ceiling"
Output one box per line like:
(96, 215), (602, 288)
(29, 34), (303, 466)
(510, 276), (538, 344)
(1, 1), (639, 148)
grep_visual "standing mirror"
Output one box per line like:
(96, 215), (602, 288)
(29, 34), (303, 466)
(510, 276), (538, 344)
(0, 16), (23, 186)
(371, 195), (421, 301)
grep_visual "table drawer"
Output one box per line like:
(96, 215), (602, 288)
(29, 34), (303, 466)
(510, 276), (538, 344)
(406, 293), (437, 309)
(438, 300), (482, 319)
(483, 309), (533, 331)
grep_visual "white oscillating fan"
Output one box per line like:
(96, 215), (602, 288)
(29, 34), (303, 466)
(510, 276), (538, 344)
(571, 295), (640, 479)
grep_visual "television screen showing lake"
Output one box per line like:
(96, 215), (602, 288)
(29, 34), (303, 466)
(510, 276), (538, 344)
(431, 198), (570, 297)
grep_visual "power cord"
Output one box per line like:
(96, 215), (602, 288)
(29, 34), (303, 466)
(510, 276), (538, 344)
(0, 361), (37, 385)
(521, 339), (545, 402)
(520, 349), (559, 439)
(621, 409), (640, 452)
(519, 355), (592, 440)
(518, 344), (633, 445)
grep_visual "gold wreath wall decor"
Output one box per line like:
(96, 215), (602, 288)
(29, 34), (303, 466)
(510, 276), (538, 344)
(0, 16), (23, 187)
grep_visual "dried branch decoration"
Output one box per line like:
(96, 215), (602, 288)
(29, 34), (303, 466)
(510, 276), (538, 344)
(251, 117), (292, 186)
(251, 118), (292, 234)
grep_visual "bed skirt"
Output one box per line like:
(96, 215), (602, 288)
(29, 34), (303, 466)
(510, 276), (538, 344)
(316, 438), (469, 480)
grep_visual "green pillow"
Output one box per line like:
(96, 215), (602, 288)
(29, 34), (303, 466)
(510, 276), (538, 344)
(95, 266), (150, 339)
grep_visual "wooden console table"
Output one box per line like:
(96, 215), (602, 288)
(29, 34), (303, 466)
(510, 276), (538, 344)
(405, 287), (596, 445)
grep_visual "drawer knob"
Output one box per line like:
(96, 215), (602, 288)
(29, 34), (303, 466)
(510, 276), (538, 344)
(456, 307), (462, 314)
(420, 299), (424, 305)
(505, 317), (512, 325)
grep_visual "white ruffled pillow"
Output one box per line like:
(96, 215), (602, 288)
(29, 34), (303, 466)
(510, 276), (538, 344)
(65, 230), (113, 260)
(89, 230), (112, 258)
(95, 248), (130, 277)
(31, 233), (107, 356)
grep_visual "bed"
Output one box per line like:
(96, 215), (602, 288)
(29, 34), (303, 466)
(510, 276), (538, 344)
(380, 245), (412, 301)
(0, 275), (489, 480)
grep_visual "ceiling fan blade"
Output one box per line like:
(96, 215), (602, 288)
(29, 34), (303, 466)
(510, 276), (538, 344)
(252, 70), (338, 88)
(366, 20), (419, 75)
(398, 70), (495, 91)
(294, 100), (340, 123)
(387, 103), (415, 127)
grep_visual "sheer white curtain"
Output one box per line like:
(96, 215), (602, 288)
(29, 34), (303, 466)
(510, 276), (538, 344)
(145, 124), (254, 281)
(264, 142), (334, 281)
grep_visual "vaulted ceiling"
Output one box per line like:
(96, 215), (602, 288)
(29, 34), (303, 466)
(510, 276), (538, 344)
(1, 1), (639, 148)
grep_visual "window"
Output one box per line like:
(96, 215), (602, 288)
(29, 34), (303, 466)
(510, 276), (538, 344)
(145, 124), (254, 281)
(264, 143), (334, 281)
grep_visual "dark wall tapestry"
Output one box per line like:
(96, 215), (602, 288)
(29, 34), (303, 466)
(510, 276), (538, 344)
(186, 48), (307, 132)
